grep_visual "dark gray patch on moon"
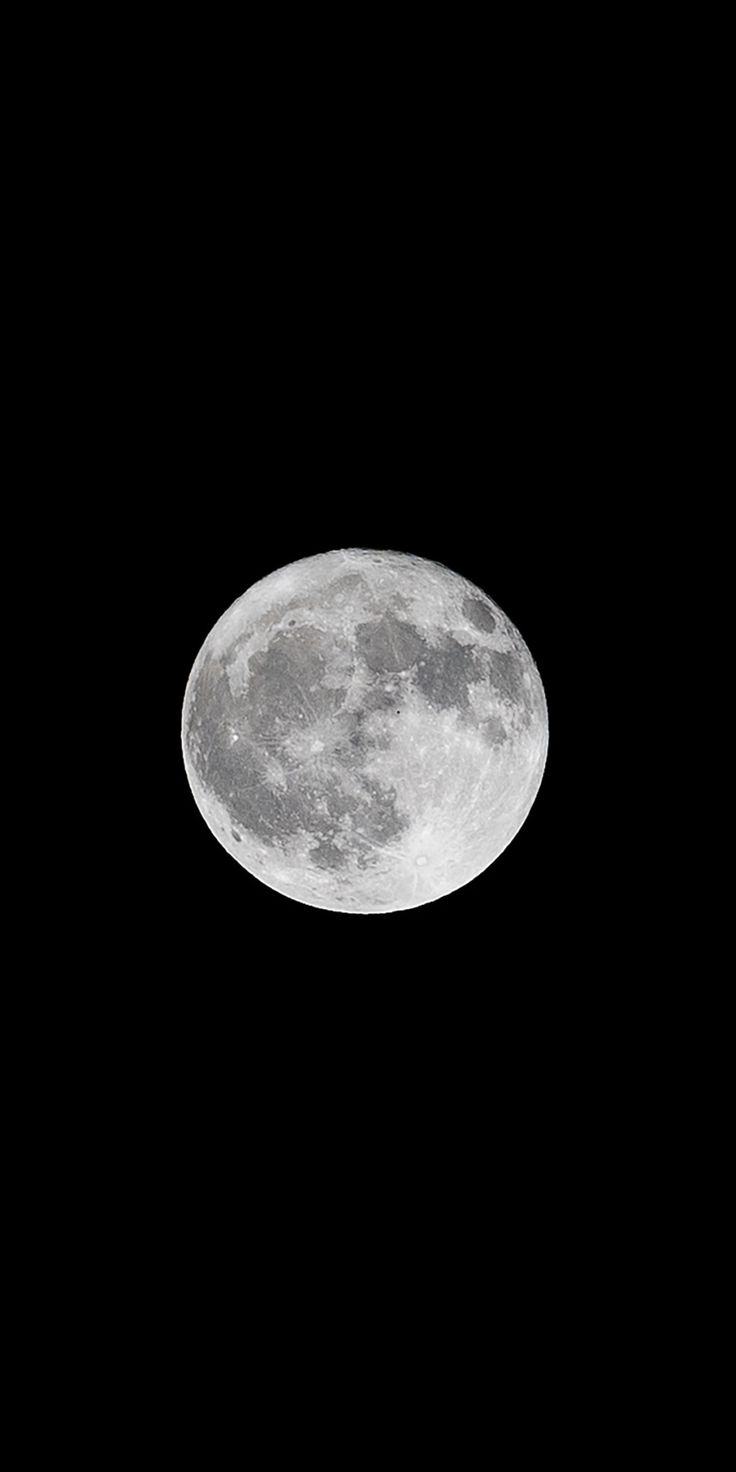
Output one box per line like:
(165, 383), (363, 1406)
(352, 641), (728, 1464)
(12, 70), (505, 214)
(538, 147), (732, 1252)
(246, 626), (352, 740)
(351, 778), (407, 867)
(186, 657), (296, 843)
(475, 648), (534, 727)
(355, 614), (427, 674)
(485, 651), (525, 704)
(357, 779), (404, 844)
(186, 637), (409, 873)
(187, 620), (529, 869)
(462, 596), (497, 634)
(355, 614), (489, 717)
(361, 680), (403, 714)
(210, 745), (297, 844)
(186, 655), (236, 785)
(216, 753), (356, 854)
(480, 715), (508, 748)
(318, 573), (368, 605)
(230, 762), (408, 874)
(337, 705), (395, 764)
(414, 636), (480, 711)
(338, 711), (370, 764)
(310, 837), (349, 870)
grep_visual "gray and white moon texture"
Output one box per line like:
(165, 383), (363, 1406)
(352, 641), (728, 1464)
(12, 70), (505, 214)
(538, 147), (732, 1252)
(181, 549), (548, 913)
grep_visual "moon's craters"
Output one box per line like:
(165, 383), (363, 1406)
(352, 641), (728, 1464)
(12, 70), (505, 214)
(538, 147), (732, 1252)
(182, 549), (548, 912)
(462, 595), (497, 634)
(479, 714), (509, 749)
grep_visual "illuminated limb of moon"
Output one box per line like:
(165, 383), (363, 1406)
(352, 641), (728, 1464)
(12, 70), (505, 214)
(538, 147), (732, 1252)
(181, 549), (548, 913)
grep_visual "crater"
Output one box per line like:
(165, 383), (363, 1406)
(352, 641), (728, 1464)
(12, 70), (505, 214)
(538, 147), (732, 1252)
(321, 573), (368, 605)
(479, 715), (508, 749)
(462, 596), (497, 634)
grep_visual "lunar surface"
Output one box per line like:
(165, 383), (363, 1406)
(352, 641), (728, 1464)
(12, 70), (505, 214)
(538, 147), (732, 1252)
(181, 549), (548, 913)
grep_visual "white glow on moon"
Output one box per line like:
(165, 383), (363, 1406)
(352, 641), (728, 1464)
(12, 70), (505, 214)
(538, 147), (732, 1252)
(181, 549), (548, 913)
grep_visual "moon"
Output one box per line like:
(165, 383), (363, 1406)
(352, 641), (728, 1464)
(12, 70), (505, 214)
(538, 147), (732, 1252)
(181, 549), (548, 913)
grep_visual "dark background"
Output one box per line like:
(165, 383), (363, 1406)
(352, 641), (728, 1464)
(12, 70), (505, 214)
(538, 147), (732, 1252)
(26, 30), (677, 1411)
(56, 26), (633, 995)
(94, 74), (628, 1002)
(119, 144), (617, 1000)
(76, 73), (627, 1185)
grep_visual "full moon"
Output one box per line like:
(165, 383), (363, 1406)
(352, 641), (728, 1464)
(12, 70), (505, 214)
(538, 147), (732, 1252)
(181, 549), (548, 913)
